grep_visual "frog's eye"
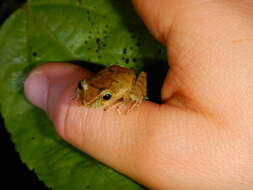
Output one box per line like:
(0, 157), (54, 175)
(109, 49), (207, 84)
(102, 92), (112, 101)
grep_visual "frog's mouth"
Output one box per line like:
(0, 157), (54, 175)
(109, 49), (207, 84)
(86, 99), (104, 108)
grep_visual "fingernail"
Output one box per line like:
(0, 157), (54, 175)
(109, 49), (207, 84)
(24, 70), (49, 111)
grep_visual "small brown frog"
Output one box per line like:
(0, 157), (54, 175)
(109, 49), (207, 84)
(75, 65), (147, 113)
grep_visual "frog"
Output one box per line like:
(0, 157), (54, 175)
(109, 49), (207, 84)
(75, 65), (147, 113)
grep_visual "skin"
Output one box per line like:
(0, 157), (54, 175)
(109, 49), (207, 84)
(24, 0), (253, 189)
(75, 65), (147, 112)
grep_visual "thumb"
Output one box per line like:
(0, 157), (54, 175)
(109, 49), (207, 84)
(24, 62), (159, 181)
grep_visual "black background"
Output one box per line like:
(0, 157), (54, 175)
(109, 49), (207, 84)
(0, 116), (49, 189)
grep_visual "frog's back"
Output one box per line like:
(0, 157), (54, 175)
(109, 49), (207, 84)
(88, 65), (135, 90)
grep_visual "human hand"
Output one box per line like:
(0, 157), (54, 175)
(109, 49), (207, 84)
(24, 0), (253, 189)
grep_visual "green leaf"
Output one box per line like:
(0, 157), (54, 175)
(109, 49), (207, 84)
(0, 0), (166, 189)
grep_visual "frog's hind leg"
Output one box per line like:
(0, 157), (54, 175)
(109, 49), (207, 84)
(131, 71), (147, 99)
(125, 71), (147, 113)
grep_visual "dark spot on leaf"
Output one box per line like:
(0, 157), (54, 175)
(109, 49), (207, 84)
(131, 34), (136, 39)
(85, 185), (90, 189)
(133, 58), (137, 62)
(103, 44), (107, 48)
(31, 137), (35, 140)
(105, 24), (109, 28)
(125, 58), (129, 64)
(87, 48), (90, 50)
(32, 52), (37, 56)
(123, 48), (127, 54)
(130, 47), (133, 50)
(121, 57), (125, 60)
(136, 42), (141, 46)
(96, 38), (100, 44)
(84, 40), (88, 44)
(98, 56), (101, 59)
(96, 49), (99, 53)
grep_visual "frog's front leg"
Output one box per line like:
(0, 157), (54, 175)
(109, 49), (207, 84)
(104, 99), (130, 114)
(123, 71), (147, 112)
(103, 99), (123, 112)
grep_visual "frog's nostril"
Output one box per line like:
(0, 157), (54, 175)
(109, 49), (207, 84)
(78, 80), (83, 89)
